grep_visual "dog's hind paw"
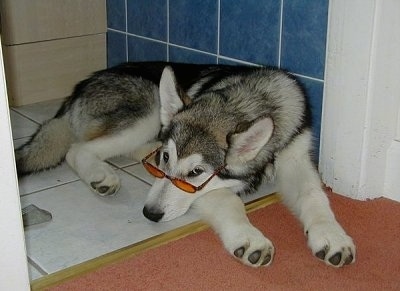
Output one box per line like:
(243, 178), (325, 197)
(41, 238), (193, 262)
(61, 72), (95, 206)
(222, 223), (275, 267)
(306, 220), (356, 267)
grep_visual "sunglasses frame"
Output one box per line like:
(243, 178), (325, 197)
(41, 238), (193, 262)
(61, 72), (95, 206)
(141, 146), (225, 194)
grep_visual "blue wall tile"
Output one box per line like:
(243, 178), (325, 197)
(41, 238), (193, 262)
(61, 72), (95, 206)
(220, 0), (281, 66)
(169, 0), (218, 53)
(106, 0), (329, 156)
(281, 0), (329, 79)
(169, 46), (217, 64)
(107, 0), (126, 31)
(127, 36), (167, 62)
(218, 58), (247, 66)
(107, 30), (126, 67)
(127, 0), (167, 41)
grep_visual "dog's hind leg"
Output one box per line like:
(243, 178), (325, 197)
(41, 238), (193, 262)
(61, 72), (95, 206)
(193, 188), (274, 267)
(275, 129), (356, 267)
(66, 108), (160, 196)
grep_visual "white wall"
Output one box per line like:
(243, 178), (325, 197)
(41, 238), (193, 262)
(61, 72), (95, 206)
(0, 40), (30, 289)
(320, 0), (400, 201)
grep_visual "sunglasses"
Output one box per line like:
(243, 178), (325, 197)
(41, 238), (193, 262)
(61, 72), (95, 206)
(141, 146), (225, 194)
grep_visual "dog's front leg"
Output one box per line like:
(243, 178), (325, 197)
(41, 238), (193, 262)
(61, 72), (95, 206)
(193, 188), (274, 267)
(275, 130), (356, 267)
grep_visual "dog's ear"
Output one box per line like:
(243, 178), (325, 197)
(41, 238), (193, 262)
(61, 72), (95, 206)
(226, 117), (274, 165)
(159, 66), (191, 127)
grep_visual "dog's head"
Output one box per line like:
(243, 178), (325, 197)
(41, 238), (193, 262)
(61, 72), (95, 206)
(143, 67), (274, 222)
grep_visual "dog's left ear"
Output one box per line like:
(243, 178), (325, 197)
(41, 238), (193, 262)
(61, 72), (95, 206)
(159, 66), (191, 127)
(226, 117), (274, 165)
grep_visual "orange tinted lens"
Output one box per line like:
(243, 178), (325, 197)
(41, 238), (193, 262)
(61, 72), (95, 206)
(172, 179), (196, 193)
(143, 163), (165, 178)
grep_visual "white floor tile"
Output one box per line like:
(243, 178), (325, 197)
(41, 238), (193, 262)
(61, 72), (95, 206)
(107, 155), (138, 169)
(123, 163), (155, 185)
(21, 171), (199, 274)
(13, 137), (31, 149)
(18, 162), (79, 196)
(9, 110), (39, 139)
(12, 98), (64, 124)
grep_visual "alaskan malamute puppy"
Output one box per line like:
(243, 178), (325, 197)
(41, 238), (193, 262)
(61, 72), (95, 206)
(16, 62), (355, 267)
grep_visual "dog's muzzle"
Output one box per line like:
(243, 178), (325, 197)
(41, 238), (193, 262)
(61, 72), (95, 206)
(142, 206), (164, 222)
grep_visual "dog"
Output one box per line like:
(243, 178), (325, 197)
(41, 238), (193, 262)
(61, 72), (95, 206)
(15, 62), (355, 268)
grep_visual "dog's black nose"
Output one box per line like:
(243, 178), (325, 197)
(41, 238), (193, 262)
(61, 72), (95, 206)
(143, 206), (164, 222)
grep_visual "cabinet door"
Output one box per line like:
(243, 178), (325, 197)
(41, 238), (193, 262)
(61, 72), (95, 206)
(0, 0), (106, 45)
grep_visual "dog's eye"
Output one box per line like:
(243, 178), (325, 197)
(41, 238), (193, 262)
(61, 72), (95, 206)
(162, 152), (169, 163)
(188, 167), (204, 177)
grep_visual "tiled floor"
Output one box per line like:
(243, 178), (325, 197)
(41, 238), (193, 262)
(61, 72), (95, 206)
(10, 99), (275, 281)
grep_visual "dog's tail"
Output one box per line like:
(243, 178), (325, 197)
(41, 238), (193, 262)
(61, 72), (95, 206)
(15, 116), (75, 175)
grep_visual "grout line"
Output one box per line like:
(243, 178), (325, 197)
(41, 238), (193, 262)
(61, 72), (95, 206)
(125, 32), (168, 45)
(13, 136), (31, 142)
(106, 158), (138, 169)
(168, 43), (217, 57)
(291, 73), (324, 83)
(216, 0), (221, 64)
(10, 109), (41, 125)
(120, 168), (153, 186)
(107, 28), (126, 34)
(278, 0), (284, 68)
(125, 0), (128, 61)
(19, 179), (81, 197)
(217, 56), (261, 66)
(166, 0), (170, 61)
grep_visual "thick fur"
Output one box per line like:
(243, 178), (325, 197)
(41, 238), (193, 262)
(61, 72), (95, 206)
(16, 62), (355, 268)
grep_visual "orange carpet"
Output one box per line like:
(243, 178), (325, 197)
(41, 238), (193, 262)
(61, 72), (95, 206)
(47, 192), (400, 291)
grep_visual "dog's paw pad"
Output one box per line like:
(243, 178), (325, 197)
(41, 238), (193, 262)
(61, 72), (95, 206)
(234, 244), (273, 267)
(90, 182), (118, 196)
(87, 164), (120, 196)
(224, 224), (274, 267)
(328, 252), (342, 266)
(308, 221), (356, 268)
(234, 247), (245, 258)
(248, 250), (261, 264)
(344, 253), (354, 265)
(315, 249), (326, 260)
(261, 253), (272, 266)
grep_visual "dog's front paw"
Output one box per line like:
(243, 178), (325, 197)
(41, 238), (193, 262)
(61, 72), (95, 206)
(306, 221), (355, 267)
(88, 163), (120, 196)
(221, 224), (274, 267)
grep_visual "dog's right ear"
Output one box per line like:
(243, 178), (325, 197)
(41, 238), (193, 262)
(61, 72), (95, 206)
(159, 66), (191, 127)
